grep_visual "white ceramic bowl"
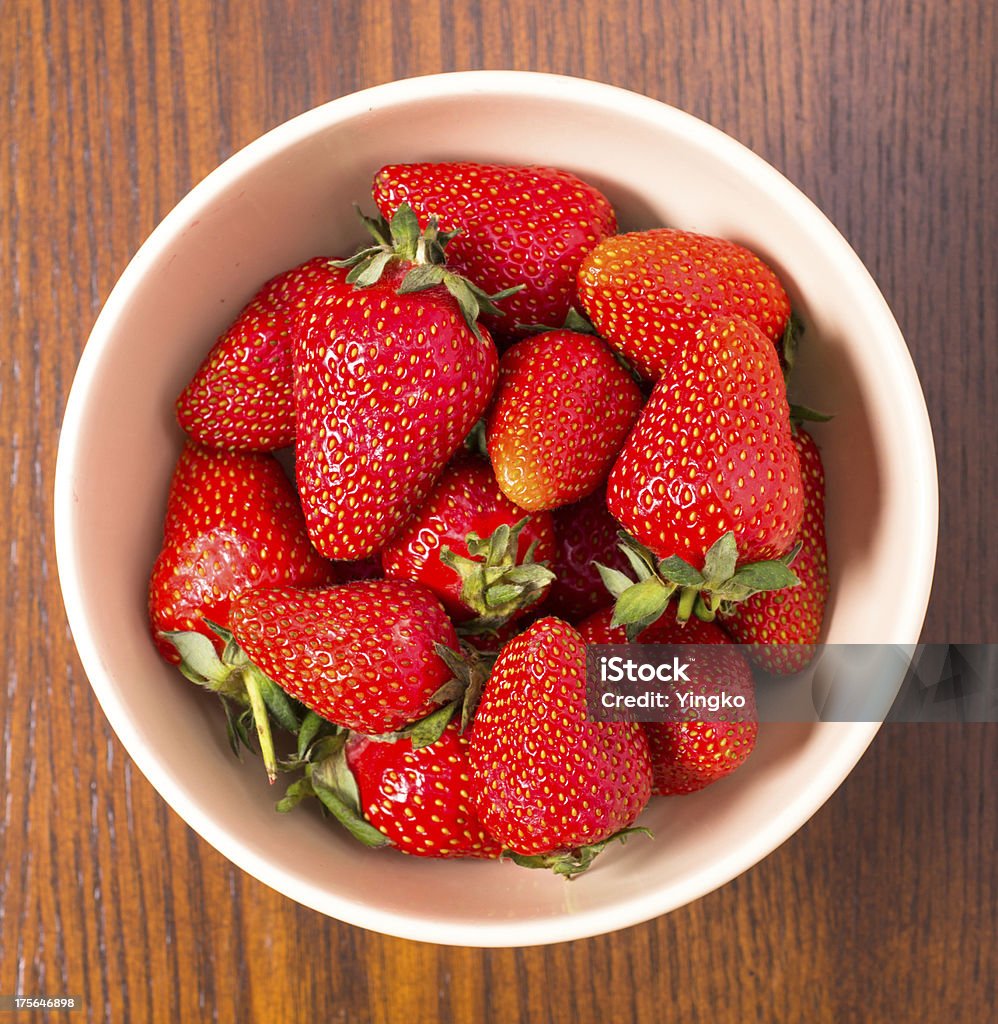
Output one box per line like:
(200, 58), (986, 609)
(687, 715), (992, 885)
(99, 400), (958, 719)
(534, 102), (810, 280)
(55, 71), (937, 946)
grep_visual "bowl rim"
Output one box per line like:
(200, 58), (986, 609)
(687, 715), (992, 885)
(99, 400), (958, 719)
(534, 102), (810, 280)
(54, 69), (938, 946)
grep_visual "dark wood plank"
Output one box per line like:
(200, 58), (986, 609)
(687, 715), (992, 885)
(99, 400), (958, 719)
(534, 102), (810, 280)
(1, 0), (994, 1021)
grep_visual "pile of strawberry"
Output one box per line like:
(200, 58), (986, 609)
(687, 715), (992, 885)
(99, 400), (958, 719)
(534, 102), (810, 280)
(148, 161), (830, 877)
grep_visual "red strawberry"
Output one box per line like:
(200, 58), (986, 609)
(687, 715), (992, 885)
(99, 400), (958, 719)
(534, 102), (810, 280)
(228, 580), (459, 734)
(486, 330), (643, 511)
(577, 608), (758, 795)
(294, 252), (499, 560)
(468, 617), (652, 873)
(177, 257), (347, 451)
(577, 227), (791, 379)
(721, 428), (830, 673)
(603, 315), (803, 631)
(545, 487), (634, 622)
(373, 162), (617, 334)
(345, 720), (502, 859)
(380, 453), (556, 624)
(148, 442), (335, 662)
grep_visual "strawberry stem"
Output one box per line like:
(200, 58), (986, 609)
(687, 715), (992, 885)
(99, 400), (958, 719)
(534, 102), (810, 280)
(242, 663), (278, 784)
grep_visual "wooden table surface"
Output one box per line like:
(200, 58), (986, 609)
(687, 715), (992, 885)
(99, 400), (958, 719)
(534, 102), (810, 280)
(3, 1), (995, 1021)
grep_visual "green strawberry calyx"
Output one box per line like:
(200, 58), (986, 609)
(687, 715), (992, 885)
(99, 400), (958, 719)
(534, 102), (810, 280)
(364, 641), (493, 744)
(501, 826), (654, 879)
(596, 532), (801, 641)
(440, 518), (556, 634)
(159, 620), (302, 784)
(276, 720), (391, 849)
(332, 203), (522, 341)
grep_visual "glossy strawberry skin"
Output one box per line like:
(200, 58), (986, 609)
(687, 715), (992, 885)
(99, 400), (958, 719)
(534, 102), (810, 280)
(176, 258), (347, 451)
(608, 316), (803, 568)
(346, 720), (502, 859)
(721, 428), (830, 673)
(294, 264), (499, 560)
(380, 453), (556, 620)
(373, 162), (617, 334)
(577, 608), (757, 795)
(469, 617), (652, 856)
(228, 580), (458, 734)
(545, 487), (633, 622)
(486, 330), (644, 511)
(577, 228), (791, 380)
(148, 443), (336, 662)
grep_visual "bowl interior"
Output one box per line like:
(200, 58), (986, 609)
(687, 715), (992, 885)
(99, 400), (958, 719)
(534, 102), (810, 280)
(55, 73), (937, 946)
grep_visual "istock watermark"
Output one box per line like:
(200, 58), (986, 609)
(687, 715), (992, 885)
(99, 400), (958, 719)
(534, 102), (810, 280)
(585, 644), (998, 723)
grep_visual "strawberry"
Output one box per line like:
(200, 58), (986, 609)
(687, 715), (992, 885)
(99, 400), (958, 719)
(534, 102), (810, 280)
(345, 720), (502, 859)
(228, 580), (459, 734)
(294, 209), (500, 560)
(603, 315), (803, 633)
(373, 162), (617, 335)
(721, 427), (830, 673)
(577, 608), (758, 795)
(577, 227), (791, 379)
(380, 452), (556, 625)
(485, 330), (643, 511)
(468, 617), (652, 874)
(148, 442), (336, 663)
(545, 487), (634, 622)
(176, 257), (347, 451)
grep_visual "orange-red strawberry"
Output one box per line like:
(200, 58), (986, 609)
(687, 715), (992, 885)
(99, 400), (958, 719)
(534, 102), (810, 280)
(604, 316), (803, 631)
(721, 428), (830, 673)
(577, 227), (791, 379)
(577, 608), (758, 795)
(468, 617), (652, 873)
(148, 442), (336, 663)
(545, 487), (633, 622)
(294, 221), (500, 560)
(373, 162), (616, 335)
(176, 257), (347, 451)
(486, 330), (643, 511)
(380, 453), (556, 624)
(228, 580), (458, 734)
(345, 720), (502, 859)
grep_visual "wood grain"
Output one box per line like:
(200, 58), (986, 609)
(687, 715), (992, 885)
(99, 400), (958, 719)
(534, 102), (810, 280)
(1, 0), (995, 1021)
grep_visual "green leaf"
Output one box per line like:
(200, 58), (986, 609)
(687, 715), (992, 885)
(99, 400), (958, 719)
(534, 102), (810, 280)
(430, 677), (467, 705)
(484, 583), (521, 608)
(296, 711), (325, 761)
(595, 562), (635, 599)
(408, 701), (458, 750)
(563, 306), (598, 334)
(159, 630), (230, 685)
(388, 201), (421, 257)
(275, 776), (314, 813)
(617, 539), (656, 582)
(612, 578), (672, 628)
(502, 827), (653, 879)
(728, 560), (800, 593)
(701, 532), (738, 587)
(657, 555), (705, 588)
(502, 563), (555, 588)
(443, 276), (483, 338)
(310, 757), (391, 848)
(220, 696), (249, 758)
(789, 403), (834, 424)
(398, 264), (447, 293)
(348, 249), (394, 288)
(353, 203), (392, 247)
(254, 672), (300, 733)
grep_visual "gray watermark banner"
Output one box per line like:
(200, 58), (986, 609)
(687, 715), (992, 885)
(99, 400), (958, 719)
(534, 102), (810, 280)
(585, 644), (998, 723)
